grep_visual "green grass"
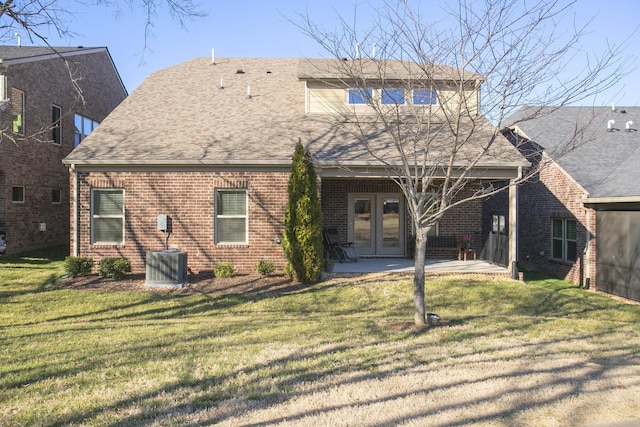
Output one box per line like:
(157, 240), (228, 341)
(1, 249), (640, 425)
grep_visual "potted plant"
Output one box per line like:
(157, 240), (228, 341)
(324, 256), (337, 272)
(461, 234), (473, 249)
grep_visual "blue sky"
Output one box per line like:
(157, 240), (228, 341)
(39, 0), (640, 106)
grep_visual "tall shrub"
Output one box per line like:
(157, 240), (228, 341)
(283, 140), (324, 283)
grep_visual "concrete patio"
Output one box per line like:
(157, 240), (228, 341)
(330, 257), (510, 275)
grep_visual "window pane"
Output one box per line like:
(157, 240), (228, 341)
(94, 218), (123, 243)
(381, 88), (405, 105)
(52, 106), (61, 144)
(12, 186), (24, 202)
(413, 89), (436, 105)
(348, 88), (372, 104)
(217, 218), (246, 242)
(52, 189), (61, 203)
(552, 219), (563, 238)
(11, 89), (24, 134)
(354, 198), (371, 247)
(217, 190), (246, 215)
(566, 240), (577, 262)
(566, 219), (577, 240)
(94, 190), (123, 216)
(552, 238), (563, 259)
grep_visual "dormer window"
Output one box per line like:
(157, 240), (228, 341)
(381, 88), (405, 105)
(348, 88), (373, 105)
(413, 89), (436, 105)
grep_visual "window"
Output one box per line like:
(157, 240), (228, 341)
(215, 189), (247, 244)
(552, 218), (577, 262)
(11, 88), (25, 134)
(348, 88), (373, 105)
(381, 88), (405, 105)
(74, 113), (99, 147)
(12, 186), (24, 203)
(413, 88), (436, 105)
(52, 189), (61, 204)
(52, 105), (62, 145)
(492, 215), (506, 234)
(91, 189), (124, 244)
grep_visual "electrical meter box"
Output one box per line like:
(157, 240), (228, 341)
(157, 214), (168, 232)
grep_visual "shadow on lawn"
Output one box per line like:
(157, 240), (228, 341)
(41, 325), (640, 427)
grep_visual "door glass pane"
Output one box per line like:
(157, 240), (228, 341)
(382, 198), (400, 247)
(354, 198), (371, 247)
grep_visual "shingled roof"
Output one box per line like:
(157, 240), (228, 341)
(507, 106), (640, 199)
(64, 57), (526, 174)
(0, 45), (105, 62)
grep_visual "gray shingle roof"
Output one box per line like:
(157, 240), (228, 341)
(0, 45), (101, 62)
(508, 106), (640, 198)
(64, 57), (525, 171)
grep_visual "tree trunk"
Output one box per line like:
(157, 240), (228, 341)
(413, 226), (429, 326)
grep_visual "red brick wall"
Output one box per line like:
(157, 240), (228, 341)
(0, 51), (126, 254)
(74, 170), (289, 274)
(517, 156), (595, 286)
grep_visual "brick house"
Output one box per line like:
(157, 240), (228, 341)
(505, 106), (640, 301)
(0, 46), (126, 255)
(63, 57), (527, 274)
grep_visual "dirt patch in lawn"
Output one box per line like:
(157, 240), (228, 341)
(60, 270), (309, 296)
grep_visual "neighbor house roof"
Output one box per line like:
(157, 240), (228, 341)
(64, 57), (526, 177)
(507, 106), (640, 199)
(0, 45), (127, 94)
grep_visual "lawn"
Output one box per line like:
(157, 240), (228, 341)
(1, 246), (640, 426)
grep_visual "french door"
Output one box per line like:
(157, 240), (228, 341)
(348, 193), (405, 256)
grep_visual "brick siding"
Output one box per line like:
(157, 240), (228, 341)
(517, 151), (595, 286)
(74, 170), (290, 274)
(0, 51), (126, 254)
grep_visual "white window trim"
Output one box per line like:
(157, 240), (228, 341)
(214, 188), (248, 245)
(91, 188), (125, 245)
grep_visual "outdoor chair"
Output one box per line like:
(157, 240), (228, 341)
(323, 228), (359, 263)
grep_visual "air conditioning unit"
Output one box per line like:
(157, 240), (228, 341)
(145, 250), (188, 288)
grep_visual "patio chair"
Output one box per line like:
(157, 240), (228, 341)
(324, 228), (359, 263)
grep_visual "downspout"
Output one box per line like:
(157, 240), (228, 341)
(71, 164), (79, 256)
(509, 166), (522, 280)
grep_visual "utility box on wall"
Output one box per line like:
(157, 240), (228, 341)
(145, 250), (187, 288)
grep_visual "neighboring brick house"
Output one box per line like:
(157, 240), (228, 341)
(505, 106), (640, 301)
(63, 57), (527, 274)
(0, 46), (127, 255)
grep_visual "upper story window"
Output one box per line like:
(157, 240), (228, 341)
(12, 186), (24, 203)
(552, 218), (577, 262)
(11, 88), (25, 134)
(52, 189), (61, 204)
(52, 105), (62, 145)
(348, 88), (373, 105)
(413, 88), (437, 105)
(74, 113), (99, 147)
(381, 88), (405, 105)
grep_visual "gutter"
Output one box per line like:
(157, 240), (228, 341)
(581, 195), (640, 205)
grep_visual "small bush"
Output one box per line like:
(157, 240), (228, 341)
(98, 257), (131, 280)
(255, 260), (276, 277)
(214, 262), (236, 278)
(64, 256), (94, 278)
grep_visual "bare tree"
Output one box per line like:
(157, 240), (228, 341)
(0, 0), (205, 144)
(0, 0), (205, 48)
(297, 0), (632, 325)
